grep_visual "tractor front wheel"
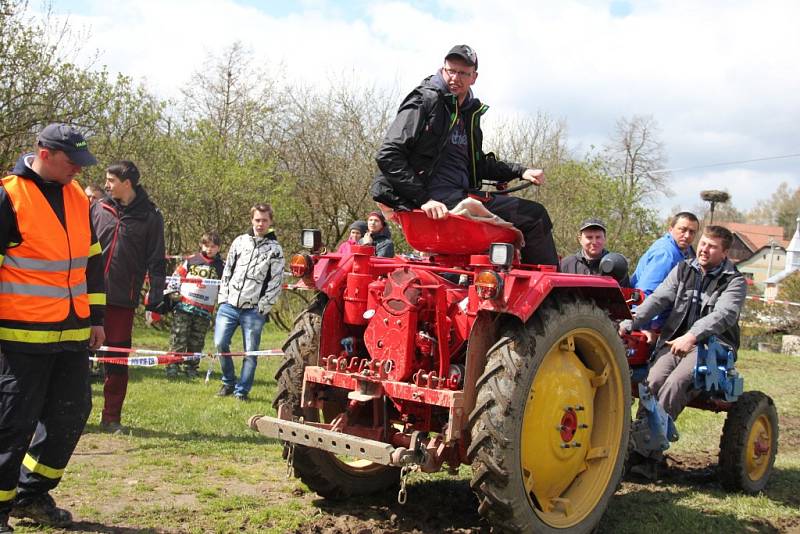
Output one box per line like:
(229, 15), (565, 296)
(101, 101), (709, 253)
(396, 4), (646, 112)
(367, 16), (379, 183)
(718, 390), (778, 493)
(468, 297), (630, 533)
(272, 295), (400, 500)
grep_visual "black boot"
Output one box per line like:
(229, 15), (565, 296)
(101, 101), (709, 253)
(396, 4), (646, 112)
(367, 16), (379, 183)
(10, 493), (72, 527)
(0, 512), (12, 533)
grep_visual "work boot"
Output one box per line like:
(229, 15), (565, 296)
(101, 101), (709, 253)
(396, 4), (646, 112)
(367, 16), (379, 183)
(0, 512), (12, 533)
(10, 493), (72, 527)
(628, 456), (663, 482)
(234, 393), (249, 402)
(184, 366), (199, 379)
(217, 384), (234, 397)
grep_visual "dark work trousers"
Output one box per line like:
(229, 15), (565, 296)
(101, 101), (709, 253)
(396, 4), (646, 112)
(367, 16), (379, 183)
(0, 350), (91, 513)
(101, 305), (135, 424)
(483, 195), (559, 266)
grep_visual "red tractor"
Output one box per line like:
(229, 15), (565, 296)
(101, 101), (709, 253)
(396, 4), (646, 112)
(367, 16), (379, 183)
(250, 196), (778, 532)
(250, 207), (633, 533)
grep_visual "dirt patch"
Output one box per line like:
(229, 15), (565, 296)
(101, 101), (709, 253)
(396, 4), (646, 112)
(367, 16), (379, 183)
(779, 415), (800, 449)
(774, 516), (800, 534)
(294, 478), (487, 534)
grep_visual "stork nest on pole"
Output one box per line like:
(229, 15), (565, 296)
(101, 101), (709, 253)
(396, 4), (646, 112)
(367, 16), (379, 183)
(700, 190), (730, 203)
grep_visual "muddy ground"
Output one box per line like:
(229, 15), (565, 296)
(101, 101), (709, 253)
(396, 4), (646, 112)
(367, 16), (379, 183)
(20, 412), (800, 534)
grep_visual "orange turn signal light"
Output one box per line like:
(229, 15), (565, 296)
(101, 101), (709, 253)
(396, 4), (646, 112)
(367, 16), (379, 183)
(475, 270), (503, 300)
(290, 253), (313, 278)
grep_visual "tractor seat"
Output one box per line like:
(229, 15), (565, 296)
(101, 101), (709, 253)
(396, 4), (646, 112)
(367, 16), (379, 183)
(395, 210), (518, 255)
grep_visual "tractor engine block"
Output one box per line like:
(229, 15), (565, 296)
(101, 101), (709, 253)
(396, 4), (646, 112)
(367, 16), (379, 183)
(362, 267), (453, 382)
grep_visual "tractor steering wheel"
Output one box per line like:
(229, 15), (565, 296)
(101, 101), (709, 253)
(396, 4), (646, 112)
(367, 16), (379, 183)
(487, 178), (534, 196)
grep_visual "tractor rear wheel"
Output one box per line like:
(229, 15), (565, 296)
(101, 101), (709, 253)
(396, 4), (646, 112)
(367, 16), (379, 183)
(468, 297), (630, 533)
(272, 295), (400, 500)
(718, 390), (778, 493)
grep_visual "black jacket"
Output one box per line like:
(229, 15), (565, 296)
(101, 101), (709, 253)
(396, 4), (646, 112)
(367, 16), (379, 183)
(560, 249), (631, 288)
(358, 225), (395, 258)
(91, 186), (166, 308)
(372, 74), (526, 210)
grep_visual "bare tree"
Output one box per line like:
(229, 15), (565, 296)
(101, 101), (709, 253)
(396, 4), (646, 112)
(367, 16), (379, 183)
(273, 77), (397, 249)
(180, 41), (285, 159)
(748, 182), (800, 239)
(603, 115), (670, 204)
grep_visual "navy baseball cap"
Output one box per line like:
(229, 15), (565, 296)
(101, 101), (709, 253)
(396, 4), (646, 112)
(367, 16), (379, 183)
(445, 44), (478, 69)
(37, 123), (98, 167)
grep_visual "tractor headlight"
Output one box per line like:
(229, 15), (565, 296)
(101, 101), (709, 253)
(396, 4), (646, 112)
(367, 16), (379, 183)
(489, 243), (514, 268)
(301, 229), (322, 252)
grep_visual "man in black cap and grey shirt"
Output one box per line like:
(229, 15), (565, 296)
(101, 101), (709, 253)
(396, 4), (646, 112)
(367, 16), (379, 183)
(371, 44), (558, 265)
(0, 124), (106, 530)
(560, 217), (631, 287)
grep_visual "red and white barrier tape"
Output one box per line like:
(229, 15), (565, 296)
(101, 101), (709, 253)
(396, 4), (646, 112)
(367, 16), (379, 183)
(91, 345), (284, 366)
(746, 295), (800, 307)
(164, 275), (308, 291)
(90, 354), (201, 367)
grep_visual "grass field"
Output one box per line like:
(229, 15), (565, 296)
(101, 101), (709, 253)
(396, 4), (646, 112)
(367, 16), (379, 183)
(8, 322), (800, 533)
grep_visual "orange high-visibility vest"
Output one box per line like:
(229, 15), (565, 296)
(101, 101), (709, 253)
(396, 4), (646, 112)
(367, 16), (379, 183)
(0, 175), (91, 326)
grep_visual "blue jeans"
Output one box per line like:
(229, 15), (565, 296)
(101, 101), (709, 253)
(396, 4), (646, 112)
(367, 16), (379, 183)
(213, 303), (267, 396)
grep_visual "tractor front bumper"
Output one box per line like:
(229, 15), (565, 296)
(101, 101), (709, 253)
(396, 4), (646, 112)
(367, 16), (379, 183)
(249, 415), (400, 465)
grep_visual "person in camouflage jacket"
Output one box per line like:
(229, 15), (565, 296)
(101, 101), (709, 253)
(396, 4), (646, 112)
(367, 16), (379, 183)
(166, 232), (225, 378)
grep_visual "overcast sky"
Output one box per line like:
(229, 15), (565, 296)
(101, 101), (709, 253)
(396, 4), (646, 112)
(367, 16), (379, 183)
(38, 0), (799, 218)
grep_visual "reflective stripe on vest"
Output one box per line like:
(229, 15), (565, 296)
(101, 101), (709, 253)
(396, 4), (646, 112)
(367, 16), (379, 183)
(0, 326), (91, 343)
(0, 176), (91, 325)
(0, 488), (16, 502)
(3, 255), (88, 271)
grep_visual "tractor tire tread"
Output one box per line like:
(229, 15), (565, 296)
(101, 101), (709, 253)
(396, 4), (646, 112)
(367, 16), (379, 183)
(467, 297), (629, 534)
(272, 295), (400, 500)
(718, 390), (778, 493)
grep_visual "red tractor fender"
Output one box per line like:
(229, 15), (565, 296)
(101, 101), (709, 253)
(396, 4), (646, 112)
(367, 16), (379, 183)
(473, 270), (632, 324)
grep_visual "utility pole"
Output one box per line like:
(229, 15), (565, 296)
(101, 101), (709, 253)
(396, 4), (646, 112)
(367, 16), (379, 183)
(766, 238), (776, 280)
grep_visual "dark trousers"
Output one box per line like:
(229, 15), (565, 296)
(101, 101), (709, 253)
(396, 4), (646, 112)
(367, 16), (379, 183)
(0, 350), (91, 513)
(101, 305), (135, 424)
(483, 195), (559, 266)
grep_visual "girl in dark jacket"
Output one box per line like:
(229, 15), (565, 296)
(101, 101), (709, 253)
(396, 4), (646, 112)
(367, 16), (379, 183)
(359, 211), (394, 258)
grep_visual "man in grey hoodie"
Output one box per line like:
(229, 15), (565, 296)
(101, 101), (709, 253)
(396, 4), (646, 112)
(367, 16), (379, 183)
(214, 204), (284, 401)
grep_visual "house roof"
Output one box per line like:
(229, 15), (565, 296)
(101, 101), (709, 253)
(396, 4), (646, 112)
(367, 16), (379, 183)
(717, 222), (788, 251)
(766, 266), (798, 284)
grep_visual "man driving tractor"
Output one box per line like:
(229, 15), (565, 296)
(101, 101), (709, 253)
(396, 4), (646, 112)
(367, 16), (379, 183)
(371, 44), (558, 266)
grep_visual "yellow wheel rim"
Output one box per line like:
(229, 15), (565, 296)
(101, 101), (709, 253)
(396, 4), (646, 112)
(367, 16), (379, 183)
(745, 414), (773, 481)
(318, 395), (386, 473)
(520, 328), (625, 528)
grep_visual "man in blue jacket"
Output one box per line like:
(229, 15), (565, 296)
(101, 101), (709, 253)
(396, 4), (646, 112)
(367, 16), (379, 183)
(631, 212), (699, 296)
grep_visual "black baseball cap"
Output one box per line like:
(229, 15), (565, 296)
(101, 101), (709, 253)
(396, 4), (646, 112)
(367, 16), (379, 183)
(445, 44), (478, 69)
(579, 218), (607, 233)
(37, 123), (98, 167)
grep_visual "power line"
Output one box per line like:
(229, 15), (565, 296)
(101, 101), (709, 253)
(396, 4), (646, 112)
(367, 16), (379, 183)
(648, 152), (800, 175)
(608, 151), (800, 179)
